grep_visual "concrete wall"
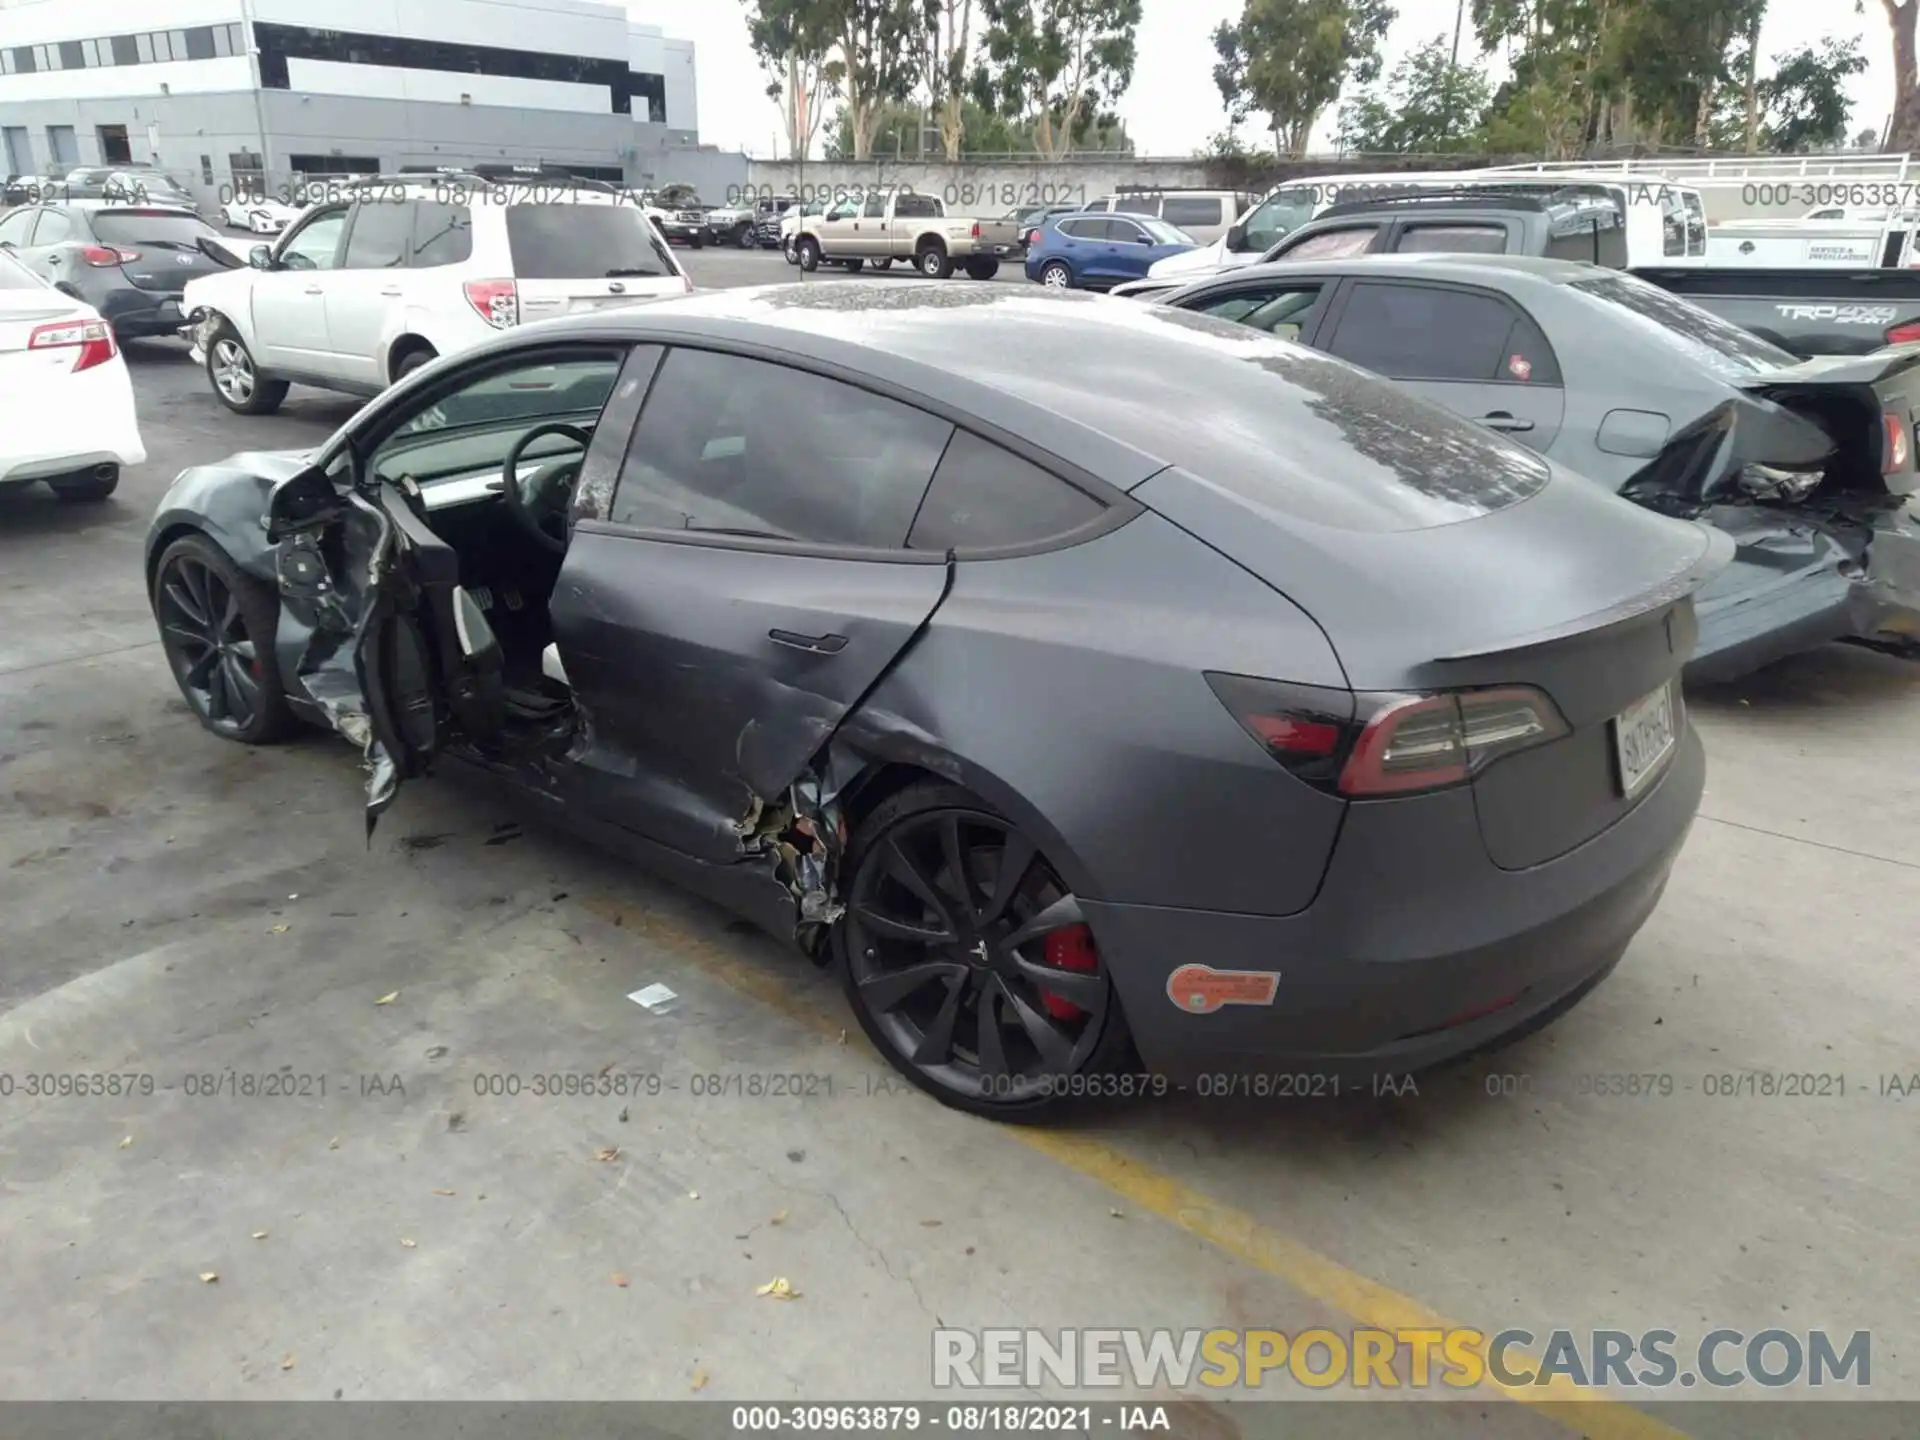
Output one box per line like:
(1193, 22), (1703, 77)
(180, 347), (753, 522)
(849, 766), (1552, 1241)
(636, 143), (749, 199)
(740, 157), (1221, 210)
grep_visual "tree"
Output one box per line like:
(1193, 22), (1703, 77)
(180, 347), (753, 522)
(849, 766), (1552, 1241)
(744, 0), (836, 160)
(971, 0), (1143, 158)
(918, 0), (977, 159)
(1857, 125), (1883, 148)
(1888, 0), (1919, 150)
(1212, 0), (1395, 159)
(1336, 34), (1492, 152)
(1710, 34), (1866, 151)
(822, 0), (924, 159)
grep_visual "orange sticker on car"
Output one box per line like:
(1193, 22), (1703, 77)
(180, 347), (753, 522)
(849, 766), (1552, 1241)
(1166, 964), (1280, 1014)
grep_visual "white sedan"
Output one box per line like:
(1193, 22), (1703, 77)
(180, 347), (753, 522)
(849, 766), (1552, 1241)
(219, 195), (303, 234)
(0, 251), (144, 502)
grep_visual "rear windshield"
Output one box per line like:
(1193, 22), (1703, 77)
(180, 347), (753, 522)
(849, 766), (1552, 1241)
(1566, 272), (1797, 376)
(90, 211), (219, 246)
(505, 204), (676, 279)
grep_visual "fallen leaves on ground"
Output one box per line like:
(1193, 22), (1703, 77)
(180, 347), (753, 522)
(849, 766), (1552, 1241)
(770, 1209), (788, 1226)
(118, 1136), (132, 1149)
(328, 1137), (340, 1150)
(594, 1146), (620, 1162)
(399, 1238), (417, 1248)
(611, 1273), (630, 1288)
(280, 1354), (295, 1371)
(432, 1189), (455, 1197)
(756, 1277), (800, 1300)
(688, 1190), (700, 1200)
(375, 992), (399, 1006)
(199, 1272), (218, 1284)
(691, 1369), (710, 1391)
(251, 1231), (269, 1240)
(268, 925), (290, 935)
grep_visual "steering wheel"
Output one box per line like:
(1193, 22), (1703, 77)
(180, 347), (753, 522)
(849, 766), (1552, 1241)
(501, 422), (592, 554)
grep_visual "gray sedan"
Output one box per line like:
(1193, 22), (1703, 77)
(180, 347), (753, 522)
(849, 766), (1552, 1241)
(144, 283), (1708, 1117)
(1150, 253), (1920, 681)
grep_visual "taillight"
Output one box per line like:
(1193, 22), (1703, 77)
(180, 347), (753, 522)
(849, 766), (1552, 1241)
(29, 317), (118, 372)
(1885, 411), (1912, 473)
(1026, 228), (1041, 246)
(1207, 673), (1568, 797)
(1886, 321), (1920, 346)
(1340, 688), (1569, 796)
(462, 278), (519, 329)
(970, 221), (981, 239)
(80, 245), (138, 266)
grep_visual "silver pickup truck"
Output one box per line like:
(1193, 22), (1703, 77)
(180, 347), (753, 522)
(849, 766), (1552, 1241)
(794, 189), (1021, 279)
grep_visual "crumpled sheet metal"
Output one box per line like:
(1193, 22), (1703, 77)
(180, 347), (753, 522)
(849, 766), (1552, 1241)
(739, 757), (855, 938)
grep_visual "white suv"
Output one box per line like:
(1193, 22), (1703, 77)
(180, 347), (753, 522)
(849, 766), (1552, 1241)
(181, 173), (691, 415)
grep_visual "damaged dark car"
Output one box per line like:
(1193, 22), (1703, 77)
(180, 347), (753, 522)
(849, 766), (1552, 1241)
(146, 284), (1716, 1118)
(1151, 253), (1920, 681)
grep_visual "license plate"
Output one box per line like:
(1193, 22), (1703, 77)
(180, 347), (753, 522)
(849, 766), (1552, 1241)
(1613, 684), (1677, 797)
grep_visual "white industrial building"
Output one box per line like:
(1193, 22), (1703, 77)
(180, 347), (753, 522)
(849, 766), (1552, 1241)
(0, 0), (742, 201)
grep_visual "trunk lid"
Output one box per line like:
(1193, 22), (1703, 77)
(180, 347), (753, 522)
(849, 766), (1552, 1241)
(1137, 462), (1721, 868)
(505, 201), (689, 320)
(88, 210), (231, 291)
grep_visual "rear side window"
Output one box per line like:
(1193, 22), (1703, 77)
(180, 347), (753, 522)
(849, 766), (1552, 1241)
(1190, 283), (1326, 342)
(1111, 193), (1158, 217)
(29, 210), (77, 244)
(1162, 196), (1223, 229)
(507, 204), (675, 279)
(1280, 226), (1378, 260)
(343, 199), (413, 269)
(894, 193), (941, 218)
(613, 349), (952, 548)
(908, 430), (1106, 552)
(1393, 224), (1506, 255)
(411, 201), (473, 267)
(1682, 193), (1707, 257)
(1324, 283), (1518, 382)
(1056, 217), (1101, 240)
(89, 211), (217, 246)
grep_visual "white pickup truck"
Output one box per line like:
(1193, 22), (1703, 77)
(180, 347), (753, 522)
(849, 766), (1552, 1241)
(793, 189), (1020, 279)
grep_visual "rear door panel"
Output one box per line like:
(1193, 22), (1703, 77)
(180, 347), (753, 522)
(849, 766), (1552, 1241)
(550, 533), (949, 862)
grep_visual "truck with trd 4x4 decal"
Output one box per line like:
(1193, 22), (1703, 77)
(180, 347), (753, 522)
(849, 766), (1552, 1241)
(792, 188), (1021, 279)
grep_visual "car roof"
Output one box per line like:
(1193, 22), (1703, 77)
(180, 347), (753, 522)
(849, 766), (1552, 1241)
(1225, 252), (1602, 286)
(510, 281), (1485, 495)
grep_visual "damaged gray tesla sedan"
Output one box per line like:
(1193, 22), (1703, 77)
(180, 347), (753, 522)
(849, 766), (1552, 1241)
(1147, 254), (1920, 682)
(146, 282), (1715, 1118)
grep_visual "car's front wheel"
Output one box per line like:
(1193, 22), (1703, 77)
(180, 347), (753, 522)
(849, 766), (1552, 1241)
(796, 238), (821, 272)
(152, 532), (295, 744)
(206, 320), (288, 415)
(835, 782), (1132, 1119)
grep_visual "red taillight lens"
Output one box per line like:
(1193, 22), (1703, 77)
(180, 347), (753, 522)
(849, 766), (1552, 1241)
(1026, 229), (1041, 246)
(1884, 411), (1912, 473)
(1886, 321), (1920, 346)
(80, 245), (138, 266)
(462, 278), (519, 329)
(1207, 673), (1569, 798)
(1339, 687), (1569, 796)
(29, 317), (118, 372)
(970, 221), (981, 239)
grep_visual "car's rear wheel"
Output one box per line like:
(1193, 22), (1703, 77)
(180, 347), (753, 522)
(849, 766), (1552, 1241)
(391, 344), (436, 382)
(152, 533), (295, 744)
(49, 465), (119, 503)
(917, 243), (954, 279)
(1039, 260), (1073, 289)
(206, 320), (287, 415)
(836, 782), (1132, 1119)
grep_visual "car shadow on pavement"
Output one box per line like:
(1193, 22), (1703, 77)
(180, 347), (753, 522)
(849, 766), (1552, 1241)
(1687, 641), (1919, 717)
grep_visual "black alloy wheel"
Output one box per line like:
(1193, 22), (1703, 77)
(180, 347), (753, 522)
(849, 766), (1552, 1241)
(153, 535), (293, 743)
(838, 784), (1129, 1117)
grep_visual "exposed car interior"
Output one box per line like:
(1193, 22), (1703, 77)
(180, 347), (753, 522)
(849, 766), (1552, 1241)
(362, 351), (622, 730)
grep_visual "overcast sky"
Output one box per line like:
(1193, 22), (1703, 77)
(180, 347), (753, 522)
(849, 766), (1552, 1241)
(628, 0), (1892, 158)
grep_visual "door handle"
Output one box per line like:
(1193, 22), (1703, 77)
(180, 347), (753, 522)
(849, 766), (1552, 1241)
(768, 628), (848, 655)
(304, 284), (323, 295)
(1478, 412), (1535, 433)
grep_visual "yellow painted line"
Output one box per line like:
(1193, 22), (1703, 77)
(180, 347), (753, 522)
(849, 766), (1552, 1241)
(582, 893), (1691, 1439)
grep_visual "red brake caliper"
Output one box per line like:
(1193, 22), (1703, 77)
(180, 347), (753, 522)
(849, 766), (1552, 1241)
(1040, 923), (1099, 1021)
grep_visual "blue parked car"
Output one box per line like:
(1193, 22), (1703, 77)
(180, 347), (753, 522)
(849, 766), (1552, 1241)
(1024, 213), (1198, 291)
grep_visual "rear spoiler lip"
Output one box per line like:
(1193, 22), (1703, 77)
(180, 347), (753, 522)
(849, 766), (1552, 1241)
(1732, 345), (1920, 391)
(1435, 522), (1733, 661)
